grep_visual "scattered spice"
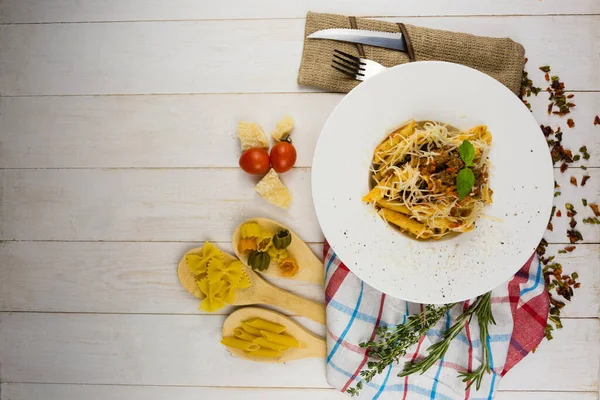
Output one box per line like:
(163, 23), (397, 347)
(579, 146), (590, 160)
(547, 205), (556, 231)
(566, 230), (583, 243)
(594, 116), (600, 125)
(569, 176), (578, 186)
(589, 203), (600, 216)
(583, 217), (600, 225)
(581, 199), (587, 207)
(581, 176), (590, 186)
(546, 74), (575, 116)
(560, 163), (568, 173)
(520, 68), (541, 110)
(525, 65), (584, 341)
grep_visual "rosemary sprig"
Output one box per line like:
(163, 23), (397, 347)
(398, 292), (496, 390)
(347, 303), (456, 396)
(398, 292), (496, 389)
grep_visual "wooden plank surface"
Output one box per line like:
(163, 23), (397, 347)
(1, 242), (596, 317)
(0, 313), (597, 391)
(1, 16), (599, 96)
(1, 384), (597, 400)
(1, 0), (599, 23)
(1, 0), (598, 398)
(1, 168), (598, 243)
(1, 92), (599, 169)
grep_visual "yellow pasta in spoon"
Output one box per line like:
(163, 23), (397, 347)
(246, 348), (281, 358)
(252, 337), (288, 352)
(260, 330), (300, 348)
(221, 337), (260, 352)
(241, 322), (262, 336)
(246, 318), (286, 333)
(223, 317), (300, 361)
(234, 328), (258, 342)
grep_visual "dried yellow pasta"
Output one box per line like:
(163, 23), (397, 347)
(234, 328), (258, 342)
(267, 246), (288, 262)
(240, 222), (261, 239)
(256, 231), (274, 252)
(241, 322), (262, 336)
(208, 259), (243, 286)
(245, 348), (281, 358)
(246, 318), (286, 333)
(221, 336), (260, 352)
(197, 278), (226, 312)
(237, 271), (252, 289)
(252, 337), (288, 352)
(260, 330), (300, 348)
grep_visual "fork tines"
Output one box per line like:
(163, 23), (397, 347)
(331, 49), (365, 78)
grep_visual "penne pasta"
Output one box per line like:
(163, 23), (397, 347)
(221, 336), (260, 352)
(234, 327), (258, 342)
(379, 208), (433, 239)
(245, 348), (281, 358)
(241, 322), (262, 336)
(252, 337), (289, 351)
(376, 200), (411, 215)
(362, 185), (385, 203)
(366, 121), (492, 239)
(246, 318), (286, 333)
(260, 330), (300, 348)
(374, 120), (416, 154)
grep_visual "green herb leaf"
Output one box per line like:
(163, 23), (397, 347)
(458, 140), (475, 166)
(457, 168), (475, 200)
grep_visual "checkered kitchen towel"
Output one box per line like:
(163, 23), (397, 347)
(324, 242), (549, 400)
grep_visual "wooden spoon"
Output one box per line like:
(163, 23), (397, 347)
(222, 307), (326, 363)
(177, 247), (326, 325)
(232, 218), (324, 285)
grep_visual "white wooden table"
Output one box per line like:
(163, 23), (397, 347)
(0, 1), (599, 399)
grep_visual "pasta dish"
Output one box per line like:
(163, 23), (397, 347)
(362, 120), (493, 239)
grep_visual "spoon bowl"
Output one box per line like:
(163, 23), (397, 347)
(177, 246), (326, 324)
(222, 307), (326, 363)
(233, 218), (324, 285)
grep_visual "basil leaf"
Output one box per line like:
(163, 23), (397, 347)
(457, 168), (475, 200)
(458, 140), (475, 167)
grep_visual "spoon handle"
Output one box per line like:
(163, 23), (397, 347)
(260, 286), (326, 325)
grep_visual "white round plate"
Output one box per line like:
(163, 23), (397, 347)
(312, 61), (554, 304)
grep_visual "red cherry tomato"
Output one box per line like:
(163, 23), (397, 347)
(239, 148), (270, 175)
(270, 142), (297, 173)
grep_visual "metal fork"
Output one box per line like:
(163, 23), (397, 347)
(331, 49), (387, 81)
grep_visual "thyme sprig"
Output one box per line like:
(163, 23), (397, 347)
(399, 292), (496, 391)
(348, 293), (496, 396)
(347, 302), (456, 396)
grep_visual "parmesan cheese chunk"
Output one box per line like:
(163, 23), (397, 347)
(238, 122), (269, 151)
(254, 169), (292, 209)
(271, 116), (294, 141)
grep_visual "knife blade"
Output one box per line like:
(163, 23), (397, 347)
(308, 28), (407, 52)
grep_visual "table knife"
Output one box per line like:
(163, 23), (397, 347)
(307, 28), (407, 52)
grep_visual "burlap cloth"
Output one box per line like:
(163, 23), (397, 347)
(298, 12), (525, 94)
